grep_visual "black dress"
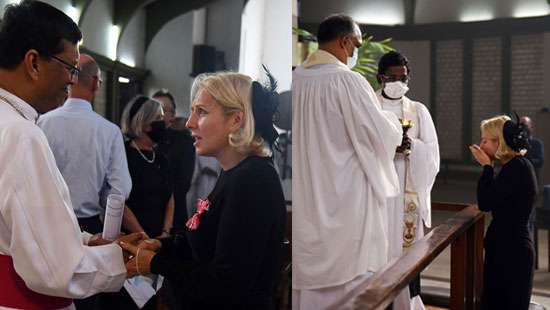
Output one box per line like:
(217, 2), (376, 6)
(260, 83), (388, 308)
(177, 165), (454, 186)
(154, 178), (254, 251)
(97, 141), (174, 310)
(477, 156), (537, 310)
(150, 156), (286, 310)
(157, 128), (196, 231)
(125, 140), (173, 237)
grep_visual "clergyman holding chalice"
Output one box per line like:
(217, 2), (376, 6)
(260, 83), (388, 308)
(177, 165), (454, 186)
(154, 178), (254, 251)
(376, 51), (440, 310)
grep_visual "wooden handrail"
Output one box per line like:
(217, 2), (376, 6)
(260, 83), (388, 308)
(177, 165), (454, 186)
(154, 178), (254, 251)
(432, 202), (472, 212)
(328, 202), (485, 310)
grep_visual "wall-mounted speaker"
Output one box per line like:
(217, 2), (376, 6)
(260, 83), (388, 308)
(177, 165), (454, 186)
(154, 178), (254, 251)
(191, 44), (216, 77)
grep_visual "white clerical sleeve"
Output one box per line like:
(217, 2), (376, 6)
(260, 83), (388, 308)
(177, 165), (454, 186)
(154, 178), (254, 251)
(338, 72), (402, 201)
(3, 124), (125, 298)
(408, 104), (440, 227)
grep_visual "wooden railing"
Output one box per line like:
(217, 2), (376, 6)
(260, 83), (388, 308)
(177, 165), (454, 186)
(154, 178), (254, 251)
(328, 202), (485, 310)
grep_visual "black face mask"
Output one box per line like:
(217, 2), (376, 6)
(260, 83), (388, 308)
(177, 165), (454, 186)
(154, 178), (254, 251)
(147, 120), (167, 143)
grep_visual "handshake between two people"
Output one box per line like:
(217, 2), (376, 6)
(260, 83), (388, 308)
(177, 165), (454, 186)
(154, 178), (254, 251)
(88, 232), (163, 278)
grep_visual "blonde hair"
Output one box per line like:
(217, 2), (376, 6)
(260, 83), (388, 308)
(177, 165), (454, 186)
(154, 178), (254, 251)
(197, 72), (271, 157)
(121, 96), (163, 139)
(190, 72), (213, 104)
(480, 115), (522, 161)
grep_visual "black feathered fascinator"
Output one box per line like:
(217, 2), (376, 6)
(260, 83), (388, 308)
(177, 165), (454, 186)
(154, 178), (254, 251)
(503, 112), (530, 153)
(251, 65), (280, 149)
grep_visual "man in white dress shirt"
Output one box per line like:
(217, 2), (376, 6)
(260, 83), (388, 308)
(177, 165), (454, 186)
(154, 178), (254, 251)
(292, 14), (403, 310)
(38, 54), (132, 235)
(376, 51), (440, 310)
(38, 54), (133, 310)
(0, 1), (140, 309)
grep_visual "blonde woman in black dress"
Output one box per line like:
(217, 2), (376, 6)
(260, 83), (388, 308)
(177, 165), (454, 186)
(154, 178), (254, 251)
(469, 115), (536, 310)
(120, 71), (286, 310)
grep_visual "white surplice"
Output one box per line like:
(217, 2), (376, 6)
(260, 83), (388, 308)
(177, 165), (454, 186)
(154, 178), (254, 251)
(377, 91), (440, 310)
(0, 88), (126, 308)
(292, 50), (402, 308)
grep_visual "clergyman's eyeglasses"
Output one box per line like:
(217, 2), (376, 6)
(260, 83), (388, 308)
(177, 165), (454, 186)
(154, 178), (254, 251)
(50, 55), (80, 81)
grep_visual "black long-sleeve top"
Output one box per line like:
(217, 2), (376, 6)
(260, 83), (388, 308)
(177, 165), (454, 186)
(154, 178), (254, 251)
(158, 128), (196, 227)
(477, 156), (537, 242)
(125, 141), (173, 237)
(150, 156), (286, 310)
(526, 137), (544, 179)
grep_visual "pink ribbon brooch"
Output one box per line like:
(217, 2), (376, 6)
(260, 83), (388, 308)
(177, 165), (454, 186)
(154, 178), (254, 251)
(186, 199), (211, 230)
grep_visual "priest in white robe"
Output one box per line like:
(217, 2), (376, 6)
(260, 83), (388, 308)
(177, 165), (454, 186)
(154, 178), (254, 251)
(0, 2), (141, 309)
(376, 51), (440, 310)
(292, 15), (403, 310)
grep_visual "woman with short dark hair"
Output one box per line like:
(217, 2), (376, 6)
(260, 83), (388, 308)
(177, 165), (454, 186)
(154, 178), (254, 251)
(120, 95), (175, 240)
(99, 96), (175, 310)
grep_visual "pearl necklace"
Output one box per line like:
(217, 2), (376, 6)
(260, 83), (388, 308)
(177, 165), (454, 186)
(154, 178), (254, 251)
(131, 140), (155, 164)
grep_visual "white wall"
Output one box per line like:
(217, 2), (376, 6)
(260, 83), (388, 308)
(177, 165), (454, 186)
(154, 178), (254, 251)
(0, 1), (133, 64)
(79, 0), (118, 60)
(144, 12), (194, 116)
(1, 0), (80, 24)
(205, 0), (243, 71)
(264, 0), (292, 91)
(239, 0), (292, 91)
(239, 0), (265, 82)
(0, 0), (21, 15)
(117, 8), (146, 67)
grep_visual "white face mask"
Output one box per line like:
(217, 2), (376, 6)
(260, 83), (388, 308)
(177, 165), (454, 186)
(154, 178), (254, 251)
(346, 47), (358, 69)
(384, 81), (409, 99)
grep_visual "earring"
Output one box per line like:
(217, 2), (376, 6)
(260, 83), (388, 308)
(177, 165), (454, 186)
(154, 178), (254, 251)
(228, 128), (244, 145)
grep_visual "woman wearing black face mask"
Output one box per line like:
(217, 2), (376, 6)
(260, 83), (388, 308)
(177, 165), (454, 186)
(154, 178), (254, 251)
(120, 95), (174, 240)
(97, 95), (174, 310)
(148, 119), (168, 144)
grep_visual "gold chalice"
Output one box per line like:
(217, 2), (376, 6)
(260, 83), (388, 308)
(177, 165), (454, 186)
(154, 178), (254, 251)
(400, 118), (414, 131)
(399, 118), (414, 156)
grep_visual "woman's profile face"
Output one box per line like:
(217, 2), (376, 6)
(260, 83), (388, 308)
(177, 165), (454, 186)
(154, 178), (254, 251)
(480, 133), (499, 159)
(186, 90), (236, 157)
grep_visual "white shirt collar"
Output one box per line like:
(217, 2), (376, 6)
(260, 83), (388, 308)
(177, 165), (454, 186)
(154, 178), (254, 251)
(301, 49), (349, 69)
(0, 87), (39, 122)
(64, 98), (93, 111)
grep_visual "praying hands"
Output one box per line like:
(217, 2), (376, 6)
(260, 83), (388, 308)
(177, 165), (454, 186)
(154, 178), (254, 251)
(469, 144), (492, 166)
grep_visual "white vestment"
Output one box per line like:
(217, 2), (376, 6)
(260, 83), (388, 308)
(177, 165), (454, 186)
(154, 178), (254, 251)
(377, 91), (440, 310)
(0, 88), (126, 309)
(292, 50), (402, 309)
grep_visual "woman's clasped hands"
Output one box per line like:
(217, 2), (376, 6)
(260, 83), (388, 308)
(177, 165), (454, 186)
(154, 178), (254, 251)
(119, 237), (162, 278)
(469, 144), (492, 166)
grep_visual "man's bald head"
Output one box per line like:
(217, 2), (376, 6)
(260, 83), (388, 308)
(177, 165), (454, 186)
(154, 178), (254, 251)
(520, 116), (534, 132)
(69, 54), (101, 103)
(77, 54), (100, 87)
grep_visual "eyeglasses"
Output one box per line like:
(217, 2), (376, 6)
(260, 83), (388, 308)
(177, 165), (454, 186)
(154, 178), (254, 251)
(50, 55), (80, 81)
(381, 74), (410, 83)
